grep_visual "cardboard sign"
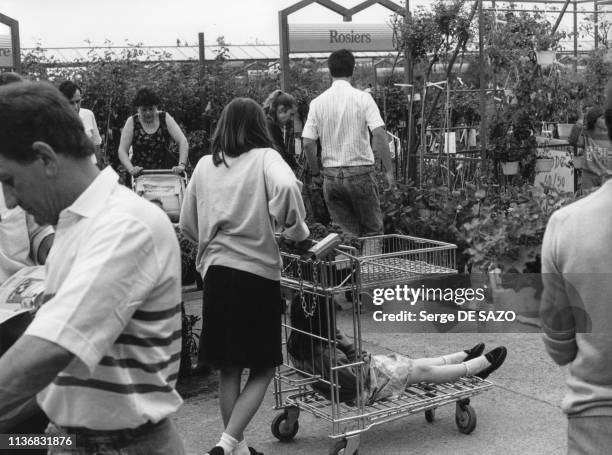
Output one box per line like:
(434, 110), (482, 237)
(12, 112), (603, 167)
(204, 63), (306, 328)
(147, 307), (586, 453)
(534, 148), (574, 193)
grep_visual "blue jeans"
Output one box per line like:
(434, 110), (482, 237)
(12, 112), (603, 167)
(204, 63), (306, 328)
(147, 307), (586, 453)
(45, 418), (185, 455)
(321, 166), (383, 237)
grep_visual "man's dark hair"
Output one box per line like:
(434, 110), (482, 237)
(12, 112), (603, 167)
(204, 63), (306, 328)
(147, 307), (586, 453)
(210, 97), (273, 166)
(133, 87), (161, 108)
(0, 81), (93, 162)
(58, 80), (80, 99)
(328, 49), (355, 78)
(0, 72), (23, 86)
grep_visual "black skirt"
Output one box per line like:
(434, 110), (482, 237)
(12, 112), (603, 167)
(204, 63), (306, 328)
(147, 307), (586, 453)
(200, 265), (283, 369)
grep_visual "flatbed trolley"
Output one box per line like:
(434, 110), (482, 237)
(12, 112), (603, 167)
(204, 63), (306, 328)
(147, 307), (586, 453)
(272, 234), (494, 455)
(132, 169), (188, 222)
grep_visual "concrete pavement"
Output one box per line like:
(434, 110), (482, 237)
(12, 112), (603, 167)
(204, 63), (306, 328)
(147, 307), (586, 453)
(175, 294), (568, 455)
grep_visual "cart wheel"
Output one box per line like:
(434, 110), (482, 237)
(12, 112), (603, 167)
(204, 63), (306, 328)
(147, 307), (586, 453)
(455, 402), (477, 434)
(425, 409), (436, 423)
(330, 438), (359, 455)
(271, 411), (299, 442)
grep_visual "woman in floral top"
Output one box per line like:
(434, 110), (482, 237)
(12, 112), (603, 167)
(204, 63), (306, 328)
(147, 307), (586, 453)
(118, 87), (189, 177)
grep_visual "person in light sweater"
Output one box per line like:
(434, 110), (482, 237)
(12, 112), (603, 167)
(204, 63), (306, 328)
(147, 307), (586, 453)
(179, 97), (309, 455)
(540, 79), (612, 454)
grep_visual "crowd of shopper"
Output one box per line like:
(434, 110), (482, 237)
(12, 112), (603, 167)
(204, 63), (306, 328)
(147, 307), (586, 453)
(3, 45), (611, 455)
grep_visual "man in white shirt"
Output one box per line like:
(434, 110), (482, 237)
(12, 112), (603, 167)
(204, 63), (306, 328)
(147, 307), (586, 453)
(302, 49), (394, 237)
(59, 81), (103, 165)
(0, 81), (185, 454)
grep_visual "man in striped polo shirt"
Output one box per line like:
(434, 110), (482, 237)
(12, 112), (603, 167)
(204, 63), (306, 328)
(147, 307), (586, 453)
(302, 48), (395, 237)
(0, 82), (184, 454)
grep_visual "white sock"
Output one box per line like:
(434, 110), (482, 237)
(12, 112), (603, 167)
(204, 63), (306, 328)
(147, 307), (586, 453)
(463, 356), (490, 376)
(234, 439), (250, 455)
(441, 350), (468, 365)
(214, 432), (239, 455)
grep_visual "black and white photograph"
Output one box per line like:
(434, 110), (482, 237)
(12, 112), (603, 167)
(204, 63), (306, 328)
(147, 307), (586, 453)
(0, 1), (611, 454)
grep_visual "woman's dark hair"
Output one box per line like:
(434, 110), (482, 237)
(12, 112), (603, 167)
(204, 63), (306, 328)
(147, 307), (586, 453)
(210, 97), (273, 166)
(58, 80), (80, 99)
(585, 106), (604, 131)
(328, 49), (355, 78)
(262, 90), (296, 124)
(133, 87), (161, 108)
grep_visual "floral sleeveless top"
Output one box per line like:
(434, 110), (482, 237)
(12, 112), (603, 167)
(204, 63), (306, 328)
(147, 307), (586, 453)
(131, 112), (176, 169)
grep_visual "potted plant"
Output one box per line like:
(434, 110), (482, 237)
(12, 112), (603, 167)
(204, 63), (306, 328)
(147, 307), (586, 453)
(534, 30), (563, 67)
(489, 112), (537, 176)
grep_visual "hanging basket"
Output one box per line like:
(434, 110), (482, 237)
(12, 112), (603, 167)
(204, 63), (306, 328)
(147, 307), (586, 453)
(557, 123), (573, 140)
(536, 50), (556, 66)
(501, 161), (519, 175)
(535, 158), (554, 172)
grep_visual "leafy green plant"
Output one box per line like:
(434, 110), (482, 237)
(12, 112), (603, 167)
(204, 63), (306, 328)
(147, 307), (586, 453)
(459, 184), (580, 273)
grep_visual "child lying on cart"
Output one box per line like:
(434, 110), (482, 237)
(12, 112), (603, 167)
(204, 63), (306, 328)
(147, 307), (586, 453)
(287, 295), (507, 405)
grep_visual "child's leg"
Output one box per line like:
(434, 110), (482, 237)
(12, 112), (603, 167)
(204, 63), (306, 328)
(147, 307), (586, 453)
(417, 343), (485, 366)
(411, 356), (490, 383)
(413, 351), (466, 367)
(219, 366), (243, 427)
(224, 366), (276, 441)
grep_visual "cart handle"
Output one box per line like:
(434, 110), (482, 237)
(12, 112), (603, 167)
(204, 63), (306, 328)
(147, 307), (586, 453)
(139, 169), (186, 176)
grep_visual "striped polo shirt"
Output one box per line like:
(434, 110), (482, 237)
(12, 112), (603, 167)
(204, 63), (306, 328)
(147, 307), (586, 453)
(25, 167), (183, 430)
(302, 79), (385, 168)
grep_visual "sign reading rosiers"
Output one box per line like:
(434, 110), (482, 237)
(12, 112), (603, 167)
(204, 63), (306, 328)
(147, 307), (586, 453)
(0, 34), (13, 68)
(288, 24), (395, 53)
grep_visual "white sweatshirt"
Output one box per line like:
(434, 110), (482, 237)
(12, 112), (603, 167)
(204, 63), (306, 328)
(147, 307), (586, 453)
(180, 147), (309, 281)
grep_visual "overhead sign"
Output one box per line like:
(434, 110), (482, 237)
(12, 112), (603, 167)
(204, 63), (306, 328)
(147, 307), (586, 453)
(0, 34), (12, 68)
(289, 23), (396, 53)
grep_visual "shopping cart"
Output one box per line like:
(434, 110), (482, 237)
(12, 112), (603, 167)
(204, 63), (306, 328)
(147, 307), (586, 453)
(272, 235), (494, 455)
(132, 169), (188, 222)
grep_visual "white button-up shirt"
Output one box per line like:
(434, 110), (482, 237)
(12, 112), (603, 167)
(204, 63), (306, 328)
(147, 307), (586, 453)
(302, 80), (385, 168)
(25, 167), (183, 430)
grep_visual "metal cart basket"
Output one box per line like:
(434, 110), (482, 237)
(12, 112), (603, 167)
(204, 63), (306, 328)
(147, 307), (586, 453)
(271, 234), (493, 455)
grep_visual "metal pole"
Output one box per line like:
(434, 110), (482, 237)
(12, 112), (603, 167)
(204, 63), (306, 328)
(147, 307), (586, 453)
(11, 21), (20, 73)
(279, 12), (290, 91)
(404, 0), (416, 184)
(419, 85), (427, 189)
(198, 33), (205, 76)
(479, 0), (487, 174)
(594, 0), (599, 49)
(552, 0), (572, 33)
(574, 0), (579, 71)
(445, 80), (451, 189)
